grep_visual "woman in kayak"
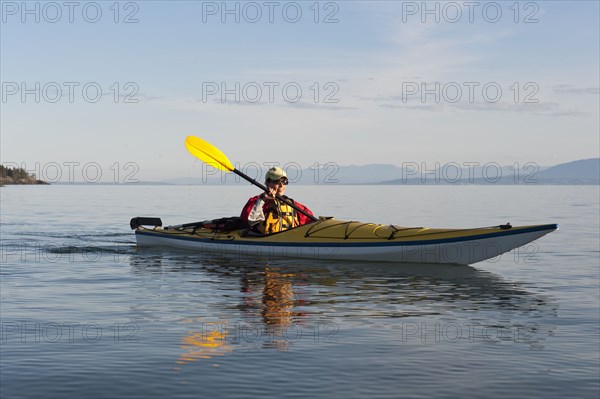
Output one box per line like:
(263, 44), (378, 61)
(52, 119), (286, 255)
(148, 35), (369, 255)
(241, 166), (315, 234)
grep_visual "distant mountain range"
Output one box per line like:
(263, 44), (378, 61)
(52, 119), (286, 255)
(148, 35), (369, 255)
(378, 158), (599, 185)
(537, 159), (599, 180)
(161, 158), (599, 185)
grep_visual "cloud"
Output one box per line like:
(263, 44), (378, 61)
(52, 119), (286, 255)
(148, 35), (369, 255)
(196, 98), (357, 111)
(206, 98), (266, 106)
(379, 103), (442, 111)
(553, 85), (600, 95)
(372, 99), (586, 116)
(451, 101), (586, 116)
(284, 102), (357, 111)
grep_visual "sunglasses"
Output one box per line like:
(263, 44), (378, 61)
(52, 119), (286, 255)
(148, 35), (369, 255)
(268, 178), (288, 186)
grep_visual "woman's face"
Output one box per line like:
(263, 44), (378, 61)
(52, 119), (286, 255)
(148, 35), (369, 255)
(267, 178), (288, 196)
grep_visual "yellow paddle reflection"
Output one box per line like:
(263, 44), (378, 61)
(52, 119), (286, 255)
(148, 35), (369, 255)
(176, 320), (233, 365)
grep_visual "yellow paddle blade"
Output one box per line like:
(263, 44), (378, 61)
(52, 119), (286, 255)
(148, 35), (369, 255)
(185, 136), (234, 172)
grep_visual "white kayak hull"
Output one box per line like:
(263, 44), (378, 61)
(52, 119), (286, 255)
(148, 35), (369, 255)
(134, 223), (557, 265)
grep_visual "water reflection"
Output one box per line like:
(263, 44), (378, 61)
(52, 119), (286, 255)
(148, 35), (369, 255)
(128, 253), (558, 363)
(242, 267), (298, 351)
(176, 319), (233, 365)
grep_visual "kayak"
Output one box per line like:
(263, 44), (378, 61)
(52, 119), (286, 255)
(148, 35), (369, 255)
(130, 217), (557, 265)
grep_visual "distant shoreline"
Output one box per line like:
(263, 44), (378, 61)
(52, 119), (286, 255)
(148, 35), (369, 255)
(1, 158), (597, 186)
(0, 165), (49, 186)
(0, 178), (49, 186)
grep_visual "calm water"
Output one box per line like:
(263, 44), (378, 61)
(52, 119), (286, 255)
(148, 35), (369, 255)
(1, 185), (598, 399)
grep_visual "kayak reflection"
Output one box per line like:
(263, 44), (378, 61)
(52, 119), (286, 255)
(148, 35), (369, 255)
(173, 266), (303, 362)
(240, 267), (300, 351)
(128, 253), (558, 362)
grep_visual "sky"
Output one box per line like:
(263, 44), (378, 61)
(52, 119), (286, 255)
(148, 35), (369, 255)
(1, 0), (599, 182)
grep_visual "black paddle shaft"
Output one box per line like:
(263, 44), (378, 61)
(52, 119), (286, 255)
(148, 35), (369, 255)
(232, 168), (318, 221)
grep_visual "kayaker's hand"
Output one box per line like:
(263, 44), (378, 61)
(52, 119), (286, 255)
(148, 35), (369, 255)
(261, 188), (276, 201)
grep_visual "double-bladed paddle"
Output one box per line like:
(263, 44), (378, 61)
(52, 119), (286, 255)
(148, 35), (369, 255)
(185, 136), (318, 222)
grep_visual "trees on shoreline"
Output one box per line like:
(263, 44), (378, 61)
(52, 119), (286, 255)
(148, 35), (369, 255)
(0, 165), (48, 185)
